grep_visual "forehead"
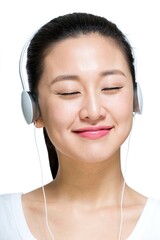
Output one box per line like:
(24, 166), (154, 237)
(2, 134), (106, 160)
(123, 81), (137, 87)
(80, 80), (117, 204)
(46, 33), (123, 57)
(43, 33), (130, 75)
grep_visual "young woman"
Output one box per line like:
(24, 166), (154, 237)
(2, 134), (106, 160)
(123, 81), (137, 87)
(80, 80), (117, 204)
(0, 12), (160, 240)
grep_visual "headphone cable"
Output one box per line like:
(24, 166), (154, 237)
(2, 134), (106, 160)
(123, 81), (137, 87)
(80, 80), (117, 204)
(34, 125), (56, 240)
(34, 120), (134, 240)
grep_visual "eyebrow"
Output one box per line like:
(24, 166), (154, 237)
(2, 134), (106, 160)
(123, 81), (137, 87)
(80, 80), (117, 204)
(101, 69), (126, 78)
(50, 74), (79, 85)
(50, 69), (126, 85)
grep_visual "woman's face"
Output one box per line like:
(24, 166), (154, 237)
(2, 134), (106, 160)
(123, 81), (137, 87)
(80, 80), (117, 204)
(37, 34), (134, 163)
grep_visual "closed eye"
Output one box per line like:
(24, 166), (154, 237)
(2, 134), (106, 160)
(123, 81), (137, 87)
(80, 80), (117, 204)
(57, 91), (80, 96)
(102, 86), (123, 92)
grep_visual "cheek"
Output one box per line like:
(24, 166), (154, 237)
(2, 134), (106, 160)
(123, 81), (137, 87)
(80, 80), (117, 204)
(39, 96), (79, 128)
(110, 90), (134, 126)
(120, 97), (134, 137)
(109, 93), (133, 147)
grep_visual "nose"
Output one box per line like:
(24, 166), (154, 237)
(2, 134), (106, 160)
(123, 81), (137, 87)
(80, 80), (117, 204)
(79, 92), (106, 122)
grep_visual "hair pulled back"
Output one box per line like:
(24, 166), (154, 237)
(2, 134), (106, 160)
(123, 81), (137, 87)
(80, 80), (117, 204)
(26, 12), (136, 179)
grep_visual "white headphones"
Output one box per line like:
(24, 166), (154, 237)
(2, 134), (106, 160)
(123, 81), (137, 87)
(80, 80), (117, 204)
(134, 82), (143, 114)
(19, 36), (40, 124)
(19, 39), (143, 124)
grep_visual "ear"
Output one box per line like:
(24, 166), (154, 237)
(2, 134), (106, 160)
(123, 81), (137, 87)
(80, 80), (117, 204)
(34, 115), (44, 128)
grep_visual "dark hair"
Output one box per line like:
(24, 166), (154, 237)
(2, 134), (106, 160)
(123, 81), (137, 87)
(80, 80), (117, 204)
(26, 12), (136, 179)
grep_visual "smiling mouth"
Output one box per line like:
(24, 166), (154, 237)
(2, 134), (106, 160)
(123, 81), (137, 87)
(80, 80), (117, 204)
(73, 126), (113, 140)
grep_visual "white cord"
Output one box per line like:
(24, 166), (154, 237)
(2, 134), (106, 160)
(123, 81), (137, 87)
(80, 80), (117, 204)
(34, 126), (56, 240)
(118, 115), (135, 240)
(118, 179), (126, 240)
(34, 117), (135, 240)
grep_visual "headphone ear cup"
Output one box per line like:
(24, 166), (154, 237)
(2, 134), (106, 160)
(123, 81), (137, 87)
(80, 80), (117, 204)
(21, 91), (40, 124)
(133, 83), (143, 114)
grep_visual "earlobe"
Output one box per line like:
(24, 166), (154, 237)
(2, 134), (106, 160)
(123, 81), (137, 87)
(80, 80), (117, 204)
(34, 116), (44, 128)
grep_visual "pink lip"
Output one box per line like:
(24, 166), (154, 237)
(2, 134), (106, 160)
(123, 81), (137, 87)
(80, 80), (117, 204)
(72, 126), (113, 140)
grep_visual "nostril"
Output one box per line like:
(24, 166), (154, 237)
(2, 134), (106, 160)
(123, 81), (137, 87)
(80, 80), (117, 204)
(79, 106), (106, 122)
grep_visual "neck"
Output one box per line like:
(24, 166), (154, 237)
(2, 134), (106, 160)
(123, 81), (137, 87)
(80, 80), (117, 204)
(50, 150), (124, 208)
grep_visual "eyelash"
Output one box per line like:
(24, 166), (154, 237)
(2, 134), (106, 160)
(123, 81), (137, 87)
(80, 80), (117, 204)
(56, 86), (123, 96)
(102, 86), (123, 91)
(56, 91), (80, 96)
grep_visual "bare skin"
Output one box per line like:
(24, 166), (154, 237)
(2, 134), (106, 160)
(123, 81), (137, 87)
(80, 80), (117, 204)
(22, 34), (147, 239)
(22, 152), (147, 240)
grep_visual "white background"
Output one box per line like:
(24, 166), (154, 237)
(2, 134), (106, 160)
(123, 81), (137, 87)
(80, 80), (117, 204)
(0, 0), (160, 198)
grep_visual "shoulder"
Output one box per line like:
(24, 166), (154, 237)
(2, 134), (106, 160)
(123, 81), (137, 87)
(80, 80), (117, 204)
(0, 192), (22, 215)
(147, 197), (160, 216)
(139, 198), (160, 237)
(127, 197), (160, 239)
(22, 188), (45, 221)
(0, 193), (23, 238)
(0, 193), (36, 239)
(144, 198), (160, 237)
